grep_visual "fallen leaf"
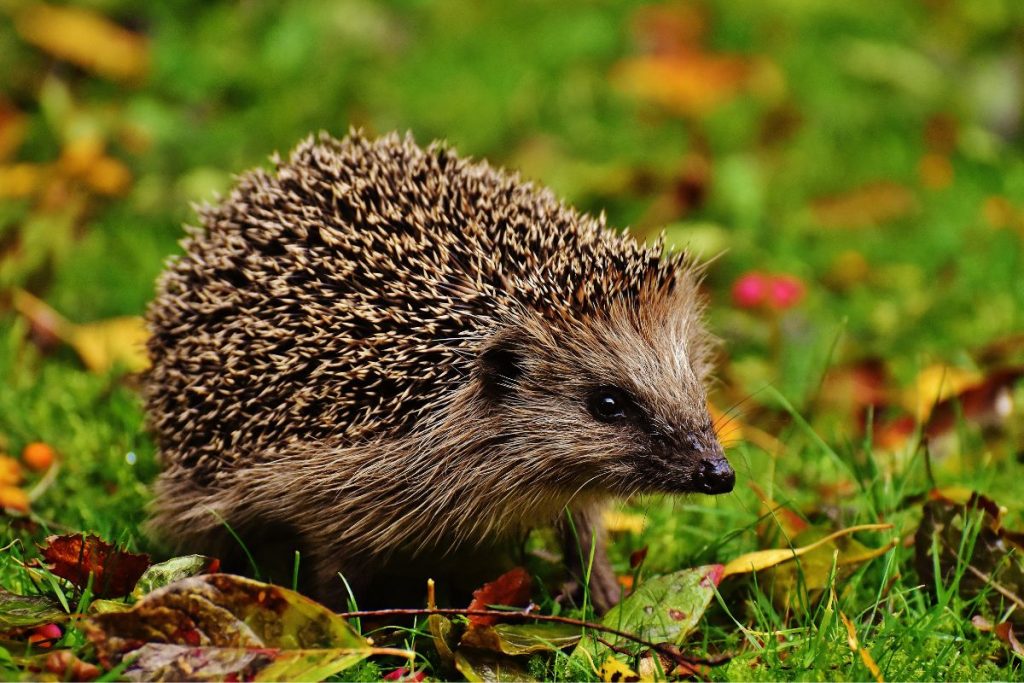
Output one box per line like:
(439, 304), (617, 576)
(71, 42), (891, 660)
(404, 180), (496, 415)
(69, 316), (151, 374)
(604, 510), (647, 535)
(915, 493), (1024, 627)
(973, 616), (1024, 657)
(570, 565), (723, 670)
(15, 3), (149, 82)
(131, 554), (220, 598)
(14, 289), (150, 374)
(0, 587), (67, 632)
(749, 525), (896, 610)
(467, 567), (532, 627)
(460, 622), (581, 655)
(428, 613), (456, 665)
(40, 533), (151, 598)
(84, 574), (398, 681)
(629, 546), (648, 570)
(811, 182), (917, 229)
(454, 649), (537, 682)
(597, 656), (640, 682)
(902, 364), (982, 422)
(722, 523), (894, 578)
(922, 366), (1023, 442)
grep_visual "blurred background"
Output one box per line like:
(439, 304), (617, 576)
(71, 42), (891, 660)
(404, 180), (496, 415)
(1, 1), (1023, 531)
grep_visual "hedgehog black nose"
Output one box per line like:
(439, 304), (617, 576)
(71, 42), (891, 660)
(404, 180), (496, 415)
(697, 456), (735, 494)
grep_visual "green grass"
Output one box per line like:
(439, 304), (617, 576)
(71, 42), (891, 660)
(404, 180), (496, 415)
(2, 0), (1024, 680)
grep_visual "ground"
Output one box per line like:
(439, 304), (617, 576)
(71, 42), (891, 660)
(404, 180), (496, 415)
(1, 1), (1023, 680)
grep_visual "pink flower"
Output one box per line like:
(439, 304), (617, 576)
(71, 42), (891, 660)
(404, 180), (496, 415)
(28, 623), (62, 648)
(732, 271), (806, 310)
(731, 272), (771, 308)
(768, 274), (806, 309)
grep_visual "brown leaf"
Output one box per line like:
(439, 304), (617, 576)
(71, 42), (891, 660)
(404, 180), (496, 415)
(916, 493), (1024, 627)
(41, 534), (151, 598)
(811, 182), (917, 229)
(467, 567), (532, 626)
(15, 4), (148, 82)
(629, 546), (648, 570)
(973, 616), (1024, 657)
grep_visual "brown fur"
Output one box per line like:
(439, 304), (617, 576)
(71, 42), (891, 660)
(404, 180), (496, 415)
(145, 131), (731, 610)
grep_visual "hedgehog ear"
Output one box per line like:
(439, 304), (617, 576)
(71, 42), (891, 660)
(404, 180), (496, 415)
(478, 338), (525, 401)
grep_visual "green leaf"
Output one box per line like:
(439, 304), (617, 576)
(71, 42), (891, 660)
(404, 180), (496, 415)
(460, 622), (581, 655)
(0, 588), (67, 631)
(569, 565), (723, 668)
(131, 555), (219, 598)
(454, 649), (538, 682)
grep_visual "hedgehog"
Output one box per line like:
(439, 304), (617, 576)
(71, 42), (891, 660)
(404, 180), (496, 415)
(144, 130), (734, 611)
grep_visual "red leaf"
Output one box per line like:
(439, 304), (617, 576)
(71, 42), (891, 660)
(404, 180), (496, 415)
(467, 567), (532, 626)
(629, 546), (649, 570)
(41, 534), (150, 598)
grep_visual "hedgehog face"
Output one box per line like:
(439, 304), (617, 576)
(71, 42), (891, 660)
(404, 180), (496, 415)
(477, 290), (734, 499)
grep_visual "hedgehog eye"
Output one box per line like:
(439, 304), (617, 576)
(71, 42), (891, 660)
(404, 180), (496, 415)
(587, 387), (631, 423)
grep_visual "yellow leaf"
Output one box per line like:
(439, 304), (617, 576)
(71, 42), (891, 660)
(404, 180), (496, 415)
(86, 156), (132, 196)
(59, 135), (105, 177)
(902, 363), (980, 422)
(603, 509), (647, 535)
(15, 3), (148, 82)
(598, 656), (640, 682)
(69, 317), (150, 374)
(721, 523), (893, 578)
(840, 608), (884, 682)
(0, 163), (44, 198)
(14, 289), (149, 373)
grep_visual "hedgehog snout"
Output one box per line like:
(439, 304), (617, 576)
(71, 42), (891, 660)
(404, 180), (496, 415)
(682, 430), (734, 495)
(695, 453), (735, 494)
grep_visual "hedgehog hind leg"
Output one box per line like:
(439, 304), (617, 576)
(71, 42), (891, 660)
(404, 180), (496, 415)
(148, 468), (326, 590)
(145, 468), (236, 557)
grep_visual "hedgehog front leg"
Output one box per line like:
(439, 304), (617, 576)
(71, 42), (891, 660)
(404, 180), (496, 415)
(559, 503), (621, 613)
